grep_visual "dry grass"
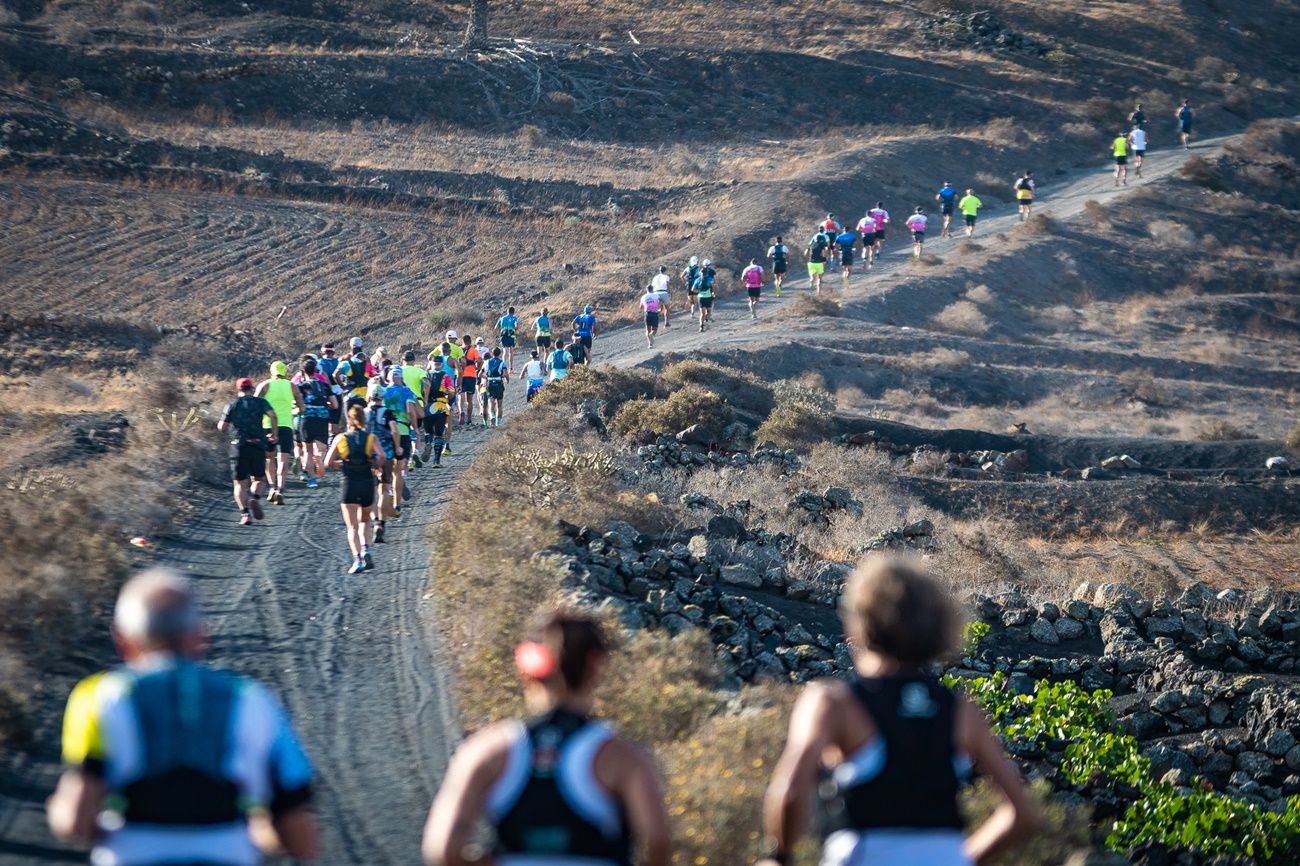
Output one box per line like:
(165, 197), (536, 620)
(612, 384), (734, 437)
(1192, 418), (1256, 442)
(788, 294), (843, 318)
(931, 300), (990, 335)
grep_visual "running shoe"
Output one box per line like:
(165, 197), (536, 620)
(249, 497), (264, 520)
(410, 453), (423, 468)
(420, 441), (433, 462)
(348, 559), (365, 575)
(290, 458), (301, 474)
(401, 484), (411, 502)
(305, 478), (319, 489)
(442, 444), (452, 455)
(375, 523), (386, 543)
(391, 507), (403, 520)
(239, 512), (252, 526)
(300, 472), (309, 484)
(363, 551), (374, 570)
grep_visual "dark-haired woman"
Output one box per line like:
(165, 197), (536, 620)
(422, 608), (671, 866)
(760, 557), (1040, 866)
(323, 404), (385, 575)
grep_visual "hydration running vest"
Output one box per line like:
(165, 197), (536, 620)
(300, 378), (330, 419)
(341, 430), (374, 478)
(487, 709), (633, 866)
(486, 358), (507, 381)
(225, 396), (268, 442)
(818, 675), (966, 835)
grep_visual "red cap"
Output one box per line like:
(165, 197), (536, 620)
(514, 641), (558, 680)
(237, 377), (254, 390)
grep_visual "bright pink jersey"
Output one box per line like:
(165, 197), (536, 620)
(641, 292), (661, 312)
(292, 372), (330, 387)
(870, 208), (889, 230)
(906, 214), (928, 232)
(742, 265), (764, 288)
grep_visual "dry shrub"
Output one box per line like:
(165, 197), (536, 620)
(34, 369), (97, 404)
(661, 359), (774, 419)
(123, 1), (161, 23)
(518, 124), (544, 149)
(895, 346), (971, 371)
(790, 294), (842, 318)
(547, 91), (577, 114)
(533, 364), (658, 416)
(965, 284), (994, 304)
(755, 382), (835, 449)
(660, 689), (794, 866)
(1018, 213), (1058, 236)
(1193, 418), (1255, 441)
(1061, 122), (1093, 139)
(1181, 155), (1226, 191)
(599, 630), (722, 745)
(0, 681), (32, 747)
(931, 300), (989, 335)
(1149, 220), (1196, 248)
(1082, 199), (1110, 226)
(611, 384), (733, 437)
(1082, 96), (1121, 124)
(1287, 423), (1300, 451)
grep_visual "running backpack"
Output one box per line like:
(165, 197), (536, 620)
(1016, 177), (1031, 191)
(693, 269), (715, 291)
(346, 360), (368, 391)
(551, 350), (570, 371)
(342, 430), (373, 476)
(301, 378), (330, 418)
(486, 358), (506, 380)
(227, 396), (268, 441)
(684, 265), (700, 288)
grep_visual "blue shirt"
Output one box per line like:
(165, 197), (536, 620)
(938, 186), (956, 203)
(535, 315), (551, 335)
(383, 384), (418, 434)
(497, 314), (518, 334)
(574, 314), (596, 337)
(836, 231), (858, 249)
(317, 356), (340, 381)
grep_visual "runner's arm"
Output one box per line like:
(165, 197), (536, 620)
(958, 697), (1042, 865)
(47, 771), (105, 843)
(761, 681), (836, 863)
(291, 382), (305, 414)
(323, 435), (343, 469)
(422, 728), (509, 866)
(265, 410), (279, 439)
(608, 740), (672, 866)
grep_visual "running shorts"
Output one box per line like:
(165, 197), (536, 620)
(645, 311), (660, 329)
(941, 202), (954, 215)
(912, 231), (925, 242)
(772, 260), (787, 275)
(1115, 155), (1128, 165)
(397, 434), (411, 460)
(699, 296), (714, 309)
(500, 334), (517, 347)
(807, 262), (825, 276)
(874, 230), (886, 242)
(486, 380), (505, 400)
(841, 249), (855, 267)
(1134, 149), (1146, 157)
(536, 334), (552, 349)
(271, 426), (294, 454)
(1180, 121), (1192, 133)
(425, 411), (448, 438)
(229, 441), (267, 481)
(327, 401), (342, 425)
(460, 376), (478, 394)
(747, 287), (761, 300)
(526, 378), (544, 401)
(964, 215), (977, 226)
(296, 417), (329, 445)
(578, 335), (593, 350)
(342, 473), (375, 507)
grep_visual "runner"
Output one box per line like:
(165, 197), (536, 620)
(384, 366), (420, 505)
(325, 403), (386, 573)
(364, 383), (401, 538)
(905, 207), (928, 257)
(567, 331), (589, 368)
(935, 181), (957, 238)
(521, 350), (548, 402)
(696, 260), (716, 331)
(549, 339), (573, 381)
(835, 227), (857, 289)
(401, 350), (427, 467)
(767, 236), (789, 295)
(758, 557), (1040, 866)
(48, 569), (319, 864)
(483, 347), (510, 426)
(496, 306), (520, 368)
(573, 306), (597, 363)
(650, 266), (672, 329)
(1129, 102), (1146, 129)
(216, 377), (274, 526)
(421, 606), (671, 866)
(806, 228), (828, 294)
(255, 360), (304, 506)
(292, 355), (335, 489)
(641, 284), (663, 346)
(534, 309), (553, 354)
(457, 334), (481, 425)
(1128, 125), (1148, 177)
(741, 258), (764, 320)
(868, 202), (890, 260)
(431, 339), (461, 456)
(422, 355), (455, 467)
(1013, 171), (1035, 221)
(1176, 98), (1195, 149)
(957, 189), (982, 237)
(822, 214), (843, 269)
(475, 336), (492, 426)
(1112, 129), (1130, 186)
(336, 348), (373, 410)
(682, 256), (701, 319)
(317, 343), (344, 435)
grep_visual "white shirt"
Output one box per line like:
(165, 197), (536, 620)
(906, 214), (928, 232)
(1129, 128), (1147, 150)
(522, 360), (546, 380)
(651, 273), (670, 294)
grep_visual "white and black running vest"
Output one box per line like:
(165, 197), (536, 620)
(486, 709), (633, 866)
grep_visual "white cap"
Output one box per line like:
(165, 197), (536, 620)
(350, 336), (364, 349)
(475, 336), (485, 345)
(446, 330), (458, 340)
(702, 258), (712, 266)
(689, 256), (699, 266)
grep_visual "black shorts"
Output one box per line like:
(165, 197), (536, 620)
(1115, 155), (1128, 165)
(270, 426), (294, 454)
(699, 296), (714, 309)
(841, 249), (855, 266)
(229, 441), (267, 481)
(396, 434), (411, 460)
(941, 202), (954, 215)
(536, 335), (552, 349)
(912, 231), (925, 242)
(1134, 149), (1146, 157)
(487, 380), (506, 400)
(341, 473), (375, 507)
(500, 334), (517, 347)
(426, 412), (448, 437)
(747, 287), (761, 299)
(577, 335), (592, 350)
(964, 215), (977, 226)
(296, 417), (329, 445)
(460, 376), (477, 394)
(327, 402), (342, 425)
(1180, 122), (1192, 134)
(645, 311), (660, 329)
(874, 230), (885, 242)
(772, 260), (787, 274)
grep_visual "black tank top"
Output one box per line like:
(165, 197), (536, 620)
(489, 709), (633, 865)
(819, 675), (965, 834)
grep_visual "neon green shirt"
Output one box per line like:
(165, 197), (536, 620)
(1113, 136), (1129, 157)
(401, 365), (426, 403)
(262, 379), (294, 429)
(958, 195), (982, 216)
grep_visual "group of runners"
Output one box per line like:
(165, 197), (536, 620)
(217, 309), (602, 575)
(54, 559), (1041, 866)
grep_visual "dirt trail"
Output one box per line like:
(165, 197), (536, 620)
(0, 132), (1247, 866)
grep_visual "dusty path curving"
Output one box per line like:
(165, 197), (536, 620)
(0, 131), (1248, 866)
